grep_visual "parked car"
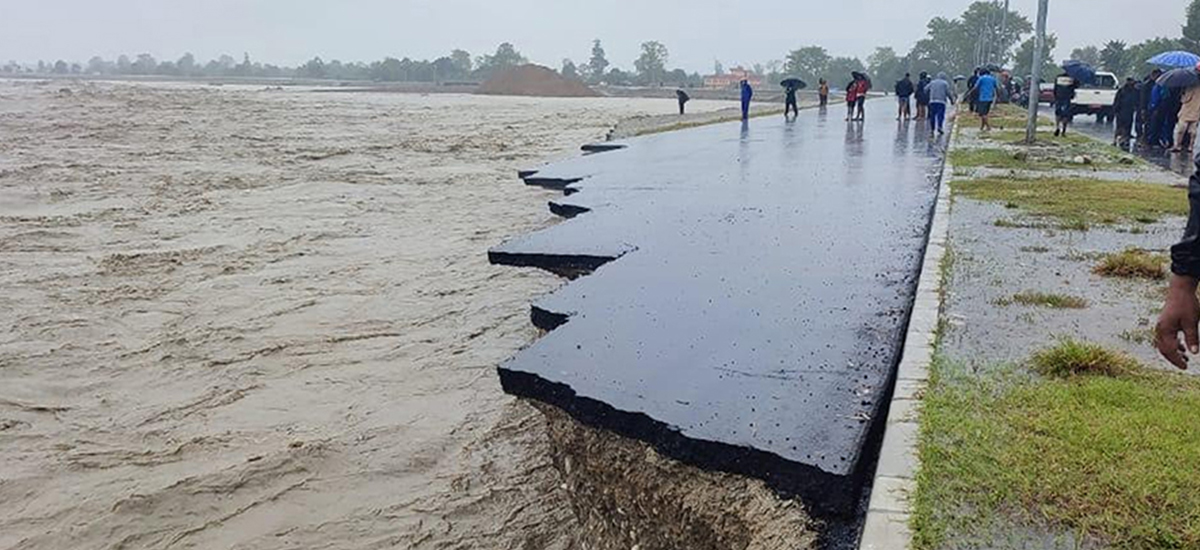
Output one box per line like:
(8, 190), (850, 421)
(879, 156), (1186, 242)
(1038, 81), (1054, 104)
(1071, 71), (1119, 123)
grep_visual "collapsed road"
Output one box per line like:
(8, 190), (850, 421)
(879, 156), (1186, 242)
(490, 109), (948, 517)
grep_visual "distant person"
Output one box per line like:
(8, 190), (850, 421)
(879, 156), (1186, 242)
(967, 69), (998, 131)
(966, 68), (981, 113)
(1174, 83), (1200, 154)
(1053, 72), (1078, 137)
(818, 79), (830, 107)
(740, 79), (753, 121)
(1114, 77), (1140, 148)
(1139, 69), (1162, 146)
(784, 81), (800, 119)
(915, 72), (931, 120)
(1155, 150), (1200, 370)
(676, 89), (690, 115)
(926, 72), (956, 135)
(895, 73), (914, 121)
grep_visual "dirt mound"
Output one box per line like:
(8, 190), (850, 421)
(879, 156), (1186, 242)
(478, 64), (599, 98)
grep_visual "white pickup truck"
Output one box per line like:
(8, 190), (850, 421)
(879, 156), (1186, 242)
(1071, 71), (1119, 123)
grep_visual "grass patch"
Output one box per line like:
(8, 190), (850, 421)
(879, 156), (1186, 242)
(955, 176), (1187, 227)
(1094, 248), (1168, 280)
(1031, 338), (1139, 377)
(1119, 327), (1155, 346)
(949, 147), (1059, 170)
(912, 345), (1200, 549)
(996, 291), (1088, 309)
(994, 218), (1089, 231)
(1019, 245), (1051, 253)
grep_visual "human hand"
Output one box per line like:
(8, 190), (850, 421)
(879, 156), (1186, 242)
(1156, 275), (1200, 370)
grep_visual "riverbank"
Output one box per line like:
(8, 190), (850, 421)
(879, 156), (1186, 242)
(909, 104), (1200, 549)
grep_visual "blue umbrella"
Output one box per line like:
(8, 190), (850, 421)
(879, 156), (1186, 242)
(1148, 51), (1200, 68)
(1061, 60), (1096, 85)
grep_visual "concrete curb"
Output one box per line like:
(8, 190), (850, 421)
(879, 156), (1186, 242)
(858, 122), (954, 550)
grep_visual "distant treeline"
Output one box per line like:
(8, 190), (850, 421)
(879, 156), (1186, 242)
(1, 40), (705, 87)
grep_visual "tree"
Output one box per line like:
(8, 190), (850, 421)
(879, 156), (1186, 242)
(301, 57), (327, 79)
(477, 42), (526, 76)
(177, 53), (196, 76)
(132, 53), (157, 75)
(713, 59), (724, 75)
(868, 47), (906, 87)
(450, 49), (472, 77)
(116, 55), (131, 74)
(909, 17), (974, 77)
(587, 39), (609, 83)
(1099, 41), (1129, 77)
(958, 1), (1031, 66)
(561, 59), (579, 80)
(1126, 37), (1187, 77)
(1014, 33), (1059, 80)
(1185, 0), (1200, 50)
(53, 60), (69, 74)
(827, 57), (867, 84)
(1068, 46), (1101, 67)
(86, 56), (109, 75)
(784, 46), (831, 83)
(634, 41), (669, 85)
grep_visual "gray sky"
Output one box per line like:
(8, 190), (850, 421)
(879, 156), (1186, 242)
(1, 0), (1187, 72)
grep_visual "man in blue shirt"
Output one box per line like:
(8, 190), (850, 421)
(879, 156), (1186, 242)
(968, 69), (999, 131)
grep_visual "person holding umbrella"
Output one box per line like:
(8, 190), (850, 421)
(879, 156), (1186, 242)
(1053, 71), (1079, 137)
(1164, 63), (1200, 154)
(1140, 69), (1163, 146)
(676, 89), (690, 115)
(845, 72), (871, 121)
(780, 78), (806, 120)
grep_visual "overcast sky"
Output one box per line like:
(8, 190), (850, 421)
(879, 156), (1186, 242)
(1, 0), (1188, 72)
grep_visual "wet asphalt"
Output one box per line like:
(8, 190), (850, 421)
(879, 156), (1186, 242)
(492, 104), (948, 514)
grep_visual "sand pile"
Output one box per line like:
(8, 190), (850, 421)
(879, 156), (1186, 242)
(478, 64), (600, 98)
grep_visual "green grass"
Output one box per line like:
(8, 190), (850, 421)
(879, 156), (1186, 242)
(996, 291), (1088, 309)
(1019, 245), (1052, 253)
(913, 342), (1200, 549)
(981, 129), (1097, 147)
(955, 176), (1187, 226)
(1094, 248), (1168, 280)
(949, 148), (1060, 170)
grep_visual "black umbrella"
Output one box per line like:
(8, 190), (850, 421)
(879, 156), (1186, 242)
(953, 75), (967, 82)
(1157, 67), (1200, 89)
(780, 77), (807, 90)
(1061, 60), (1096, 85)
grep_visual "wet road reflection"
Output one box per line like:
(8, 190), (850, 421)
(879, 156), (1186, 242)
(491, 106), (948, 513)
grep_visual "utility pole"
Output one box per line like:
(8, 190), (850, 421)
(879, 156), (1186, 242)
(1025, 0), (1049, 144)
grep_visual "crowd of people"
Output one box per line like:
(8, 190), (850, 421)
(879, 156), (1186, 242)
(1123, 66), (1200, 154)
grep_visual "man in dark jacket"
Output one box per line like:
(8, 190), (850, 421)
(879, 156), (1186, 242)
(1157, 150), (1200, 369)
(895, 73), (915, 121)
(1138, 69), (1162, 146)
(914, 72), (931, 120)
(1113, 77), (1139, 148)
(966, 68), (981, 113)
(740, 79), (753, 121)
(676, 89), (690, 115)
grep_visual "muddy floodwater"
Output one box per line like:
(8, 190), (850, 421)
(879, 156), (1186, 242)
(0, 80), (739, 549)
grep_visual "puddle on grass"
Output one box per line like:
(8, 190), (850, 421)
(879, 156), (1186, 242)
(940, 196), (1188, 372)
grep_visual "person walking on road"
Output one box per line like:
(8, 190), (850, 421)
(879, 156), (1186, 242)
(1173, 82), (1200, 155)
(1114, 77), (1140, 148)
(740, 79), (753, 121)
(926, 72), (955, 135)
(1053, 71), (1078, 137)
(676, 89), (690, 115)
(818, 78), (829, 107)
(915, 72), (931, 120)
(784, 81), (800, 119)
(967, 69), (998, 131)
(895, 73), (915, 121)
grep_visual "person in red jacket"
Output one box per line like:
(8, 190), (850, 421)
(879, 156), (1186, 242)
(844, 73), (870, 121)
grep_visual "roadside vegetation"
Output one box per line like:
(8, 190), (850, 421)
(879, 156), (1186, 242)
(913, 341), (1200, 549)
(995, 291), (1088, 309)
(955, 177), (1187, 227)
(1093, 248), (1168, 280)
